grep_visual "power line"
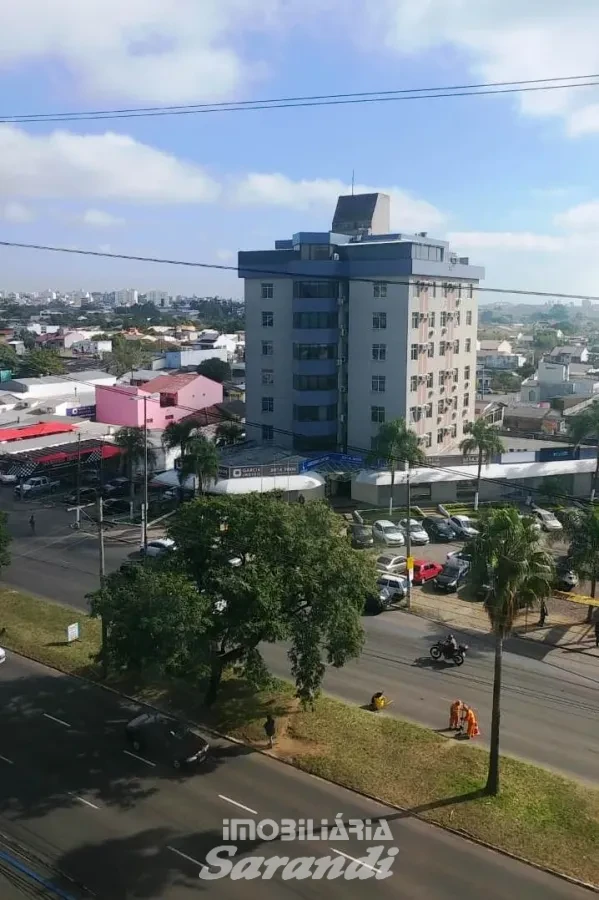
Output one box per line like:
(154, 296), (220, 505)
(2, 74), (599, 124)
(1, 239), (599, 303)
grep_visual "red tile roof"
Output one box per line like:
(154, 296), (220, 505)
(142, 372), (200, 395)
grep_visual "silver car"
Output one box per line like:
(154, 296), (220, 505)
(376, 554), (407, 574)
(372, 520), (406, 546)
(398, 518), (430, 545)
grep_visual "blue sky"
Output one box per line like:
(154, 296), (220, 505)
(1, 1), (599, 301)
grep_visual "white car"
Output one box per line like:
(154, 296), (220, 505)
(0, 647), (5, 664)
(142, 538), (176, 557)
(376, 554), (407, 574)
(372, 520), (406, 546)
(449, 515), (479, 539)
(0, 471), (17, 484)
(398, 518), (430, 545)
(532, 508), (563, 532)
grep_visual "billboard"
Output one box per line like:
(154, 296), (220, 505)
(219, 460), (300, 480)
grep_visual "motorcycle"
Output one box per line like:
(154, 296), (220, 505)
(429, 641), (468, 666)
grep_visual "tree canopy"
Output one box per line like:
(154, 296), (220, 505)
(105, 336), (151, 377)
(18, 349), (66, 377)
(197, 358), (232, 383)
(90, 494), (373, 705)
(0, 510), (12, 574)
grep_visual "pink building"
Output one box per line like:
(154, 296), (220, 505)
(95, 373), (223, 429)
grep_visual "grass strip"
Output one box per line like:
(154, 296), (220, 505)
(1, 586), (598, 887)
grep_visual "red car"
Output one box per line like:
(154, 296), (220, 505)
(412, 560), (443, 585)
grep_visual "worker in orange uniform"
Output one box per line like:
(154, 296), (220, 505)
(464, 706), (480, 739)
(449, 699), (462, 730)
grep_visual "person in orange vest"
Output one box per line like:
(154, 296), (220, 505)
(464, 706), (480, 739)
(449, 699), (462, 730)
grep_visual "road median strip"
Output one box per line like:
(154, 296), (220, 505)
(1, 586), (598, 888)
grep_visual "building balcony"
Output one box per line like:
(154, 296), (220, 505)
(292, 389), (338, 406)
(291, 418), (338, 436)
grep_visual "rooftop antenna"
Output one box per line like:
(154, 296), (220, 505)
(351, 170), (355, 195)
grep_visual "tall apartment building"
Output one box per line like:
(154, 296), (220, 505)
(115, 288), (138, 307)
(239, 193), (484, 456)
(146, 290), (171, 308)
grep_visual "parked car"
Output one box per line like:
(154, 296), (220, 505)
(364, 590), (392, 615)
(412, 560), (443, 585)
(14, 475), (60, 498)
(446, 546), (473, 563)
(376, 554), (407, 575)
(398, 518), (430, 545)
(372, 520), (405, 546)
(376, 574), (407, 602)
(421, 515), (458, 542)
(64, 487), (98, 505)
(532, 507), (563, 532)
(0, 470), (17, 485)
(103, 477), (131, 498)
(141, 539), (176, 558)
(351, 524), (374, 549)
(448, 514), (479, 539)
(434, 558), (470, 592)
(554, 556), (579, 591)
(125, 712), (209, 769)
(103, 498), (130, 515)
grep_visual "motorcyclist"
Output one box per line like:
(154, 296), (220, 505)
(370, 691), (387, 711)
(443, 634), (458, 657)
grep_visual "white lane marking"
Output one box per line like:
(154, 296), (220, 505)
(43, 713), (71, 728)
(218, 795), (257, 815)
(167, 846), (206, 870)
(0, 754), (14, 765)
(331, 848), (382, 873)
(75, 796), (100, 810)
(123, 749), (156, 767)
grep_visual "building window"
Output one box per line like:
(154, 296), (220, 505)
(454, 340), (460, 353)
(438, 399), (445, 414)
(410, 375), (418, 391)
(466, 310), (473, 326)
(464, 365), (470, 381)
(371, 405), (386, 424)
(440, 311), (447, 327)
(465, 338), (471, 352)
(429, 312), (436, 327)
(261, 283), (273, 300)
(453, 367), (459, 383)
(425, 403), (432, 418)
(373, 282), (387, 298)
(261, 369), (274, 385)
(411, 312), (420, 328)
(293, 311), (337, 329)
(411, 343), (419, 360)
(294, 404), (337, 422)
(262, 340), (273, 356)
(428, 342), (434, 358)
(262, 396), (274, 413)
(262, 424), (274, 442)
(293, 343), (336, 360)
(423, 432), (432, 449)
(373, 312), (387, 329)
(437, 428), (444, 443)
(431, 283), (438, 298)
(372, 375), (386, 393)
(450, 424), (457, 439)
(262, 311), (274, 327)
(372, 343), (386, 361)
(293, 374), (337, 390)
(468, 285), (474, 299)
(426, 372), (433, 388)
(410, 406), (421, 423)
(438, 371), (444, 387)
(463, 393), (470, 407)
(443, 283), (451, 298)
(455, 311), (461, 326)
(293, 281), (336, 299)
(439, 341), (446, 356)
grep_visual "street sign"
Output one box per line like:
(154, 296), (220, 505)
(67, 622), (80, 643)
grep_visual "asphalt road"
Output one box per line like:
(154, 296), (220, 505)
(262, 612), (599, 783)
(0, 653), (592, 899)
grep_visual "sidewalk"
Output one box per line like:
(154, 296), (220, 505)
(409, 588), (599, 661)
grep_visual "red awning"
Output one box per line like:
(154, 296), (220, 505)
(0, 422), (76, 443)
(36, 444), (122, 465)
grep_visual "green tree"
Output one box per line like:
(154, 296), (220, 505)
(470, 508), (554, 795)
(0, 343), (18, 371)
(105, 336), (150, 377)
(90, 494), (372, 704)
(180, 435), (219, 495)
(18, 349), (66, 377)
(518, 362), (535, 380)
(459, 420), (505, 511)
(197, 358), (232, 383)
(489, 371), (521, 393)
(162, 419), (201, 500)
(533, 330), (559, 360)
(568, 402), (599, 500)
(215, 421), (244, 446)
(0, 510), (12, 573)
(114, 426), (156, 514)
(367, 418), (425, 515)
(558, 506), (599, 623)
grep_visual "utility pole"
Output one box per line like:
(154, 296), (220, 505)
(75, 432), (82, 527)
(142, 394), (149, 553)
(406, 463), (412, 611)
(97, 495), (108, 678)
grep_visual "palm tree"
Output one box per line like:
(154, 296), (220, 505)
(558, 505), (599, 623)
(162, 419), (201, 501)
(215, 421), (244, 446)
(367, 418), (425, 516)
(568, 402), (599, 500)
(180, 435), (220, 496)
(114, 426), (156, 515)
(470, 508), (554, 795)
(459, 420), (505, 511)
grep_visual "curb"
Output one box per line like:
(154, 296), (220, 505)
(6, 646), (598, 894)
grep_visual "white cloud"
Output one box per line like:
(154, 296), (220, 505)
(79, 208), (125, 228)
(0, 1), (311, 103)
(360, 1), (599, 135)
(232, 173), (446, 231)
(0, 125), (220, 204)
(448, 231), (565, 253)
(216, 249), (235, 262)
(554, 200), (599, 230)
(2, 201), (35, 223)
